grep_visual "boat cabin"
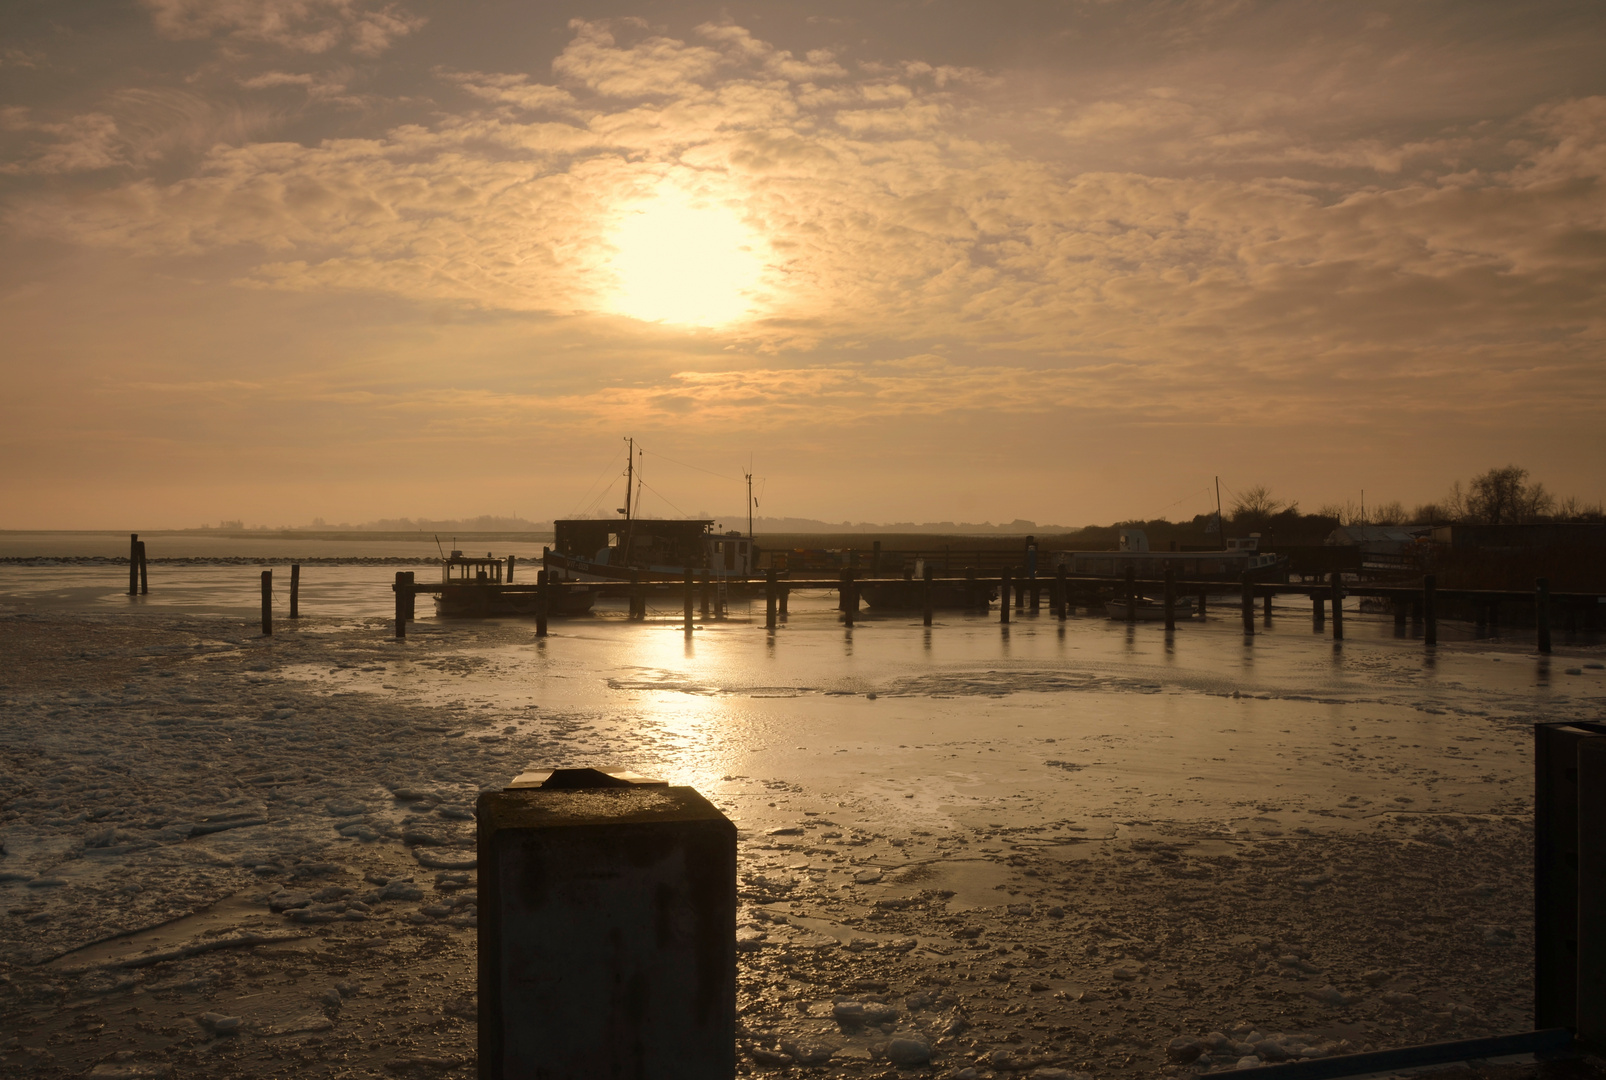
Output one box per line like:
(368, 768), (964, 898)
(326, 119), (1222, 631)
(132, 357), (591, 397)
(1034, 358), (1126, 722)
(441, 550), (505, 585)
(550, 519), (753, 575)
(1061, 531), (1282, 581)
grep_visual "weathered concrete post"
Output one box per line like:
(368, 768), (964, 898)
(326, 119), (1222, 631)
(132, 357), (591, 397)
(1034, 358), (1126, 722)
(1423, 574), (1437, 646)
(393, 571), (405, 639)
(1579, 736), (1606, 1046)
(535, 570), (548, 639)
(261, 569), (273, 637)
(1535, 722), (1606, 1032)
(1240, 573), (1254, 635)
(684, 568), (694, 632)
(137, 540), (148, 595)
(1164, 568), (1176, 632)
(1537, 577), (1552, 654)
(1000, 569), (1011, 625)
(765, 568), (777, 631)
(128, 533), (139, 595)
(478, 768), (735, 1080)
(1330, 571), (1344, 641)
(922, 563), (934, 627)
(1125, 566), (1136, 624)
(290, 563), (300, 619)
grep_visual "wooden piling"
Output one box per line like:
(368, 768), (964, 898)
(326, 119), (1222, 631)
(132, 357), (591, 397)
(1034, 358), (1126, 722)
(922, 564), (934, 627)
(838, 569), (849, 612)
(1163, 568), (1175, 632)
(1313, 590), (1325, 629)
(404, 571), (416, 621)
(1016, 572), (1025, 611)
(765, 568), (777, 631)
(1029, 580), (1040, 613)
(630, 571), (643, 621)
(258, 569), (272, 636)
(290, 563), (300, 619)
(966, 567), (978, 611)
(779, 586), (789, 617)
(1001, 569), (1011, 625)
(843, 570), (855, 627)
(535, 571), (548, 638)
(137, 540), (148, 595)
(1241, 573), (1254, 634)
(1262, 591), (1272, 620)
(1124, 566), (1136, 624)
(684, 569), (694, 631)
(507, 555), (516, 583)
(1330, 572), (1344, 641)
(129, 533), (139, 595)
(1056, 564), (1067, 621)
(1424, 575), (1437, 646)
(393, 571), (405, 639)
(700, 572), (711, 619)
(1537, 577), (1552, 654)
(1579, 736), (1606, 1047)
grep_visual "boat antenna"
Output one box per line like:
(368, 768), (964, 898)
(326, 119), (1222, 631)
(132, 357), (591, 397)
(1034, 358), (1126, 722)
(434, 533), (445, 559)
(620, 436), (637, 564)
(1215, 477), (1225, 552)
(745, 466), (754, 545)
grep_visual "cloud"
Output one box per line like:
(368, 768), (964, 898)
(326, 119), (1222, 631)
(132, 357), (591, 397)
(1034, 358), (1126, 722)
(141, 0), (424, 56)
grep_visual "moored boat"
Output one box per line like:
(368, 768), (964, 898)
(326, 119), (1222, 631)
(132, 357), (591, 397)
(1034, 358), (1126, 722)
(435, 551), (596, 618)
(1103, 596), (1197, 621)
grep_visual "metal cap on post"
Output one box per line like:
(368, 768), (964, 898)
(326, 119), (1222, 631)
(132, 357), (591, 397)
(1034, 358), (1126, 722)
(478, 767), (735, 1079)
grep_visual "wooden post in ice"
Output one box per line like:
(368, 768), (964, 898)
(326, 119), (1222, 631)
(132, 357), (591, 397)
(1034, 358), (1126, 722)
(1423, 575), (1437, 646)
(1313, 589), (1325, 630)
(630, 570), (643, 621)
(392, 571), (405, 639)
(842, 569), (855, 627)
(1537, 577), (1553, 654)
(922, 563), (934, 627)
(405, 571), (417, 621)
(1240, 572), (1254, 634)
(683, 569), (694, 631)
(137, 540), (148, 595)
(261, 569), (273, 637)
(1056, 564), (1068, 621)
(1197, 589), (1207, 619)
(1329, 571), (1344, 641)
(1000, 569), (1011, 625)
(765, 568), (777, 631)
(507, 555), (515, 583)
(778, 586), (789, 618)
(129, 533), (139, 595)
(1163, 568), (1176, 632)
(290, 563), (300, 619)
(1125, 566), (1136, 624)
(700, 572), (711, 619)
(535, 571), (548, 638)
(1262, 591), (1272, 621)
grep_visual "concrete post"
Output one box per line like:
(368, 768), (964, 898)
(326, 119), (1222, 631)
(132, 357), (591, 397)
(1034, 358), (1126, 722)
(478, 769), (735, 1079)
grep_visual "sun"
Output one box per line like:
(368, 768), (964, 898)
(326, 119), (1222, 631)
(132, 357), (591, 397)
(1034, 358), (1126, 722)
(603, 186), (766, 327)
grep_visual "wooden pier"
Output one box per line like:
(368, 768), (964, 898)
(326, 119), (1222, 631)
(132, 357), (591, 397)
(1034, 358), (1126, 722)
(389, 568), (1602, 652)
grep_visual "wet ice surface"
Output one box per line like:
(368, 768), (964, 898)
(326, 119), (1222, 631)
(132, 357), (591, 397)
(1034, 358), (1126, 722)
(1, 569), (1604, 1078)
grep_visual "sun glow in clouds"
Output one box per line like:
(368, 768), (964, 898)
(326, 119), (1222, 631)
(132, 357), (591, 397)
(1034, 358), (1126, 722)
(603, 186), (766, 327)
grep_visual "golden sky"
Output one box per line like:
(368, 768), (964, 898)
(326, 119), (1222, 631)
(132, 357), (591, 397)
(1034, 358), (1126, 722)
(2, 1), (1603, 528)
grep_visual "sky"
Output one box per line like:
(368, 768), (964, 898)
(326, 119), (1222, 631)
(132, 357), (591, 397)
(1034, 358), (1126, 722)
(2, 0), (1604, 529)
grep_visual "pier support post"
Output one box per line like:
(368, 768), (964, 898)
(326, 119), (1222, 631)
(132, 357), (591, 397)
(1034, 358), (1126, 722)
(630, 571), (643, 621)
(290, 563), (300, 619)
(1241, 573), (1254, 635)
(1537, 577), (1552, 654)
(1164, 568), (1176, 632)
(262, 569), (273, 637)
(765, 569), (777, 631)
(1016, 572), (1026, 611)
(1029, 579), (1040, 613)
(1125, 566), (1136, 624)
(507, 555), (515, 583)
(1579, 736), (1606, 1046)
(922, 564), (934, 627)
(684, 569), (694, 631)
(1263, 591), (1272, 621)
(1313, 589), (1324, 629)
(779, 587), (789, 618)
(843, 570), (855, 627)
(966, 567), (978, 612)
(838, 569), (849, 613)
(137, 540), (148, 595)
(1330, 572), (1344, 641)
(1198, 590), (1207, 619)
(700, 572), (711, 619)
(1056, 565), (1068, 621)
(128, 533), (139, 595)
(1000, 569), (1011, 624)
(535, 571), (549, 638)
(393, 571), (405, 639)
(1424, 575), (1437, 647)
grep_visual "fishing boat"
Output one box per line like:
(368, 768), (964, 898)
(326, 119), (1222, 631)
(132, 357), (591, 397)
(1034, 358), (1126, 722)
(1103, 595), (1197, 621)
(1060, 529), (1287, 584)
(542, 438), (756, 586)
(435, 551), (596, 617)
(858, 578), (997, 611)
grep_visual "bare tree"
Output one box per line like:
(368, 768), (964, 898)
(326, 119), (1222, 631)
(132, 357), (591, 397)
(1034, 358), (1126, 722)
(1231, 485), (1289, 520)
(1465, 466), (1554, 524)
(1371, 500), (1407, 525)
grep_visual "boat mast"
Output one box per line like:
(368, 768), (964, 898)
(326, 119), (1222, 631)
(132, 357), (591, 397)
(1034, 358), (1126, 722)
(1215, 476), (1225, 551)
(620, 437), (635, 564)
